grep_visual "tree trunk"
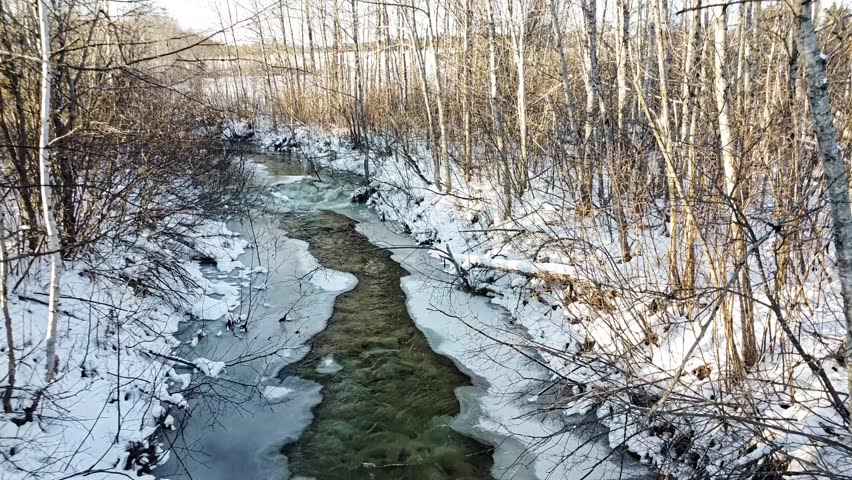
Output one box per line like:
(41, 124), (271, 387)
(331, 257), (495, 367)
(38, 0), (62, 383)
(425, 1), (452, 192)
(404, 5), (439, 188)
(462, 0), (473, 185)
(350, 0), (368, 154)
(549, 0), (579, 139)
(615, 0), (629, 134)
(485, 0), (511, 218)
(714, 4), (756, 373)
(579, 0), (597, 208)
(795, 0), (852, 429)
(1, 210), (14, 412)
(509, 1), (529, 190)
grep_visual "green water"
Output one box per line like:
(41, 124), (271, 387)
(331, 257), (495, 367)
(279, 211), (494, 480)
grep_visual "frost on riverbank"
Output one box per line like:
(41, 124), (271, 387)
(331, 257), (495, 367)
(0, 149), (367, 480)
(152, 154), (358, 480)
(0, 218), (248, 479)
(255, 123), (852, 479)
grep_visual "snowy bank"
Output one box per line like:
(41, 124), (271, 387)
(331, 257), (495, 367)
(0, 219), (248, 479)
(253, 124), (852, 479)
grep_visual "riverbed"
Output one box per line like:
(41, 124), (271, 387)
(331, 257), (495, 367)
(156, 151), (650, 480)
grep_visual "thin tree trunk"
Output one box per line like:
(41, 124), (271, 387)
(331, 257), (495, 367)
(615, 0), (629, 134)
(652, 0), (682, 291)
(403, 5), (439, 187)
(579, 0), (597, 208)
(462, 0), (473, 185)
(682, 3), (704, 299)
(485, 0), (511, 218)
(38, 0), (61, 383)
(549, 0), (579, 139)
(424, 1), (451, 192)
(350, 0), (368, 169)
(795, 0), (852, 428)
(714, 4), (756, 373)
(1, 210), (14, 412)
(509, 1), (529, 189)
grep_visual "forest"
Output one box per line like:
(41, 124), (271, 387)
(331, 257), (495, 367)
(2, 0), (852, 479)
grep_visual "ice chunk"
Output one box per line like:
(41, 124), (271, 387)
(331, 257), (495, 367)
(315, 355), (343, 375)
(262, 385), (293, 403)
(193, 358), (226, 378)
(308, 268), (357, 292)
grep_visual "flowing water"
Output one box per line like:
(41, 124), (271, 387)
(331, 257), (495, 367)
(157, 151), (651, 480)
(279, 211), (493, 479)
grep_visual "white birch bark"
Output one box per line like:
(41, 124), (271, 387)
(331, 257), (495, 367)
(424, 1), (452, 192)
(508, 1), (529, 186)
(714, 4), (758, 371)
(615, 0), (630, 134)
(1, 209), (14, 412)
(652, 0), (681, 289)
(485, 0), (511, 218)
(403, 5), (439, 187)
(38, 0), (62, 383)
(795, 0), (852, 427)
(350, 0), (368, 155)
(462, 0), (473, 184)
(579, 0), (597, 206)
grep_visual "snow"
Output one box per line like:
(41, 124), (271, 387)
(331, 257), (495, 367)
(315, 355), (342, 374)
(0, 218), (247, 480)
(191, 294), (237, 320)
(193, 358), (227, 377)
(263, 385), (294, 402)
(308, 267), (358, 292)
(251, 124), (852, 479)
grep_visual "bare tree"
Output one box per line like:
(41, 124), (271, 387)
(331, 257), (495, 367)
(795, 0), (852, 424)
(37, 0), (61, 383)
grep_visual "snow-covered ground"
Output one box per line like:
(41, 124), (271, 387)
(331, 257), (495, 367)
(154, 158), (358, 480)
(0, 219), (249, 479)
(8, 115), (845, 479)
(0, 154), (360, 480)
(245, 123), (652, 479)
(250, 122), (852, 479)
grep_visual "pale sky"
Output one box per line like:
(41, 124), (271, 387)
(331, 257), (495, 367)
(155, 0), (239, 33)
(153, 0), (852, 43)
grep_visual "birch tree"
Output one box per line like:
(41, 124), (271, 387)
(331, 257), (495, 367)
(549, 0), (579, 139)
(485, 0), (511, 218)
(38, 0), (62, 383)
(508, 0), (529, 188)
(713, 4), (757, 372)
(795, 0), (852, 425)
(1, 207), (14, 412)
(424, 1), (452, 192)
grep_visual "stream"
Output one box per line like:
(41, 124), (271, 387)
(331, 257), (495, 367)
(156, 152), (651, 480)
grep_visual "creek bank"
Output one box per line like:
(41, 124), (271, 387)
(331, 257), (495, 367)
(279, 210), (493, 480)
(0, 217), (249, 480)
(154, 157), (358, 480)
(254, 137), (652, 480)
(155, 145), (649, 480)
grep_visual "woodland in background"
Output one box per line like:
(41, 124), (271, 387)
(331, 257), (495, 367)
(0, 0), (249, 431)
(2, 0), (852, 477)
(210, 0), (852, 377)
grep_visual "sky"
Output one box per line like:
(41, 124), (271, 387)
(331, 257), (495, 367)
(155, 0), (235, 33)
(153, 0), (297, 43)
(154, 0), (852, 43)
